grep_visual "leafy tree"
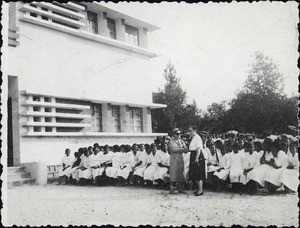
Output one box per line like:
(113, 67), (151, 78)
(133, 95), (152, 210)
(229, 52), (297, 135)
(152, 63), (199, 134)
(243, 52), (284, 97)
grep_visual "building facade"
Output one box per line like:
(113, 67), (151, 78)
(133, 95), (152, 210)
(6, 2), (167, 166)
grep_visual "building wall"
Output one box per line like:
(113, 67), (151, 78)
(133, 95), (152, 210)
(7, 3), (167, 166)
(21, 136), (157, 165)
(9, 21), (154, 105)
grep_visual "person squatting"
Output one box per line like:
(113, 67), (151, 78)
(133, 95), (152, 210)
(58, 127), (298, 196)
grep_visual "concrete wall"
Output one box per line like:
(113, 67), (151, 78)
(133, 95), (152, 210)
(9, 17), (154, 106)
(21, 136), (158, 165)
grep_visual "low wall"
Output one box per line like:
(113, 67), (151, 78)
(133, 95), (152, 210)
(20, 135), (157, 165)
(22, 162), (48, 185)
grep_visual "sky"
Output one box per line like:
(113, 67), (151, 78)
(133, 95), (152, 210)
(102, 2), (299, 110)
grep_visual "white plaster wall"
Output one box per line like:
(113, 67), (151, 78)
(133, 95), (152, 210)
(9, 10), (161, 166)
(9, 21), (154, 105)
(21, 136), (156, 165)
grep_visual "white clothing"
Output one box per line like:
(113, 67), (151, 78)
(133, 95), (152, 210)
(189, 133), (203, 151)
(229, 152), (245, 183)
(144, 152), (160, 181)
(213, 151), (230, 181)
(242, 152), (260, 184)
(183, 152), (191, 180)
(133, 151), (150, 178)
(206, 148), (219, 173)
(78, 156), (92, 180)
(59, 155), (74, 177)
(106, 152), (123, 178)
(279, 152), (299, 191)
(265, 150), (288, 186)
(116, 152), (135, 179)
(154, 151), (170, 182)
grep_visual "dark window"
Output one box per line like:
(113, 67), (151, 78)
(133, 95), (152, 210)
(91, 104), (103, 132)
(111, 105), (121, 132)
(107, 17), (116, 39)
(125, 24), (139, 46)
(87, 11), (98, 34)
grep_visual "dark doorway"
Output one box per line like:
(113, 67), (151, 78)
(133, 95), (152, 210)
(7, 97), (14, 167)
(8, 76), (20, 167)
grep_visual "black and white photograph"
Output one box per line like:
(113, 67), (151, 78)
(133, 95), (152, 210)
(1, 1), (299, 226)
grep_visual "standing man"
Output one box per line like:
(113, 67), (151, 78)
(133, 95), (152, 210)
(188, 125), (206, 196)
(168, 128), (189, 194)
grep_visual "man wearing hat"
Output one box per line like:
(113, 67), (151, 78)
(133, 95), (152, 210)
(168, 128), (189, 194)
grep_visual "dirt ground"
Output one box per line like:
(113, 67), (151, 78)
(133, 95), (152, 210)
(4, 184), (299, 226)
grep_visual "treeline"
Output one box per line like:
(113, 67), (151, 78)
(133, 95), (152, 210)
(152, 52), (298, 136)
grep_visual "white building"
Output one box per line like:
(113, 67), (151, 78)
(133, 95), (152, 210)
(6, 2), (167, 166)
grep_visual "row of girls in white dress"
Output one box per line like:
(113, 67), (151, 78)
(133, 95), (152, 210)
(58, 143), (172, 187)
(204, 136), (299, 193)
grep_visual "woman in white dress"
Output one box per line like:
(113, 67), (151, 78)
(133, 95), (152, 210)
(213, 140), (230, 191)
(265, 139), (289, 193)
(242, 142), (261, 193)
(116, 145), (136, 186)
(279, 140), (299, 192)
(58, 149), (74, 184)
(205, 140), (220, 190)
(127, 144), (141, 185)
(133, 144), (151, 185)
(106, 145), (123, 185)
(154, 142), (170, 188)
(77, 149), (93, 185)
(143, 143), (160, 186)
(206, 140), (220, 172)
(89, 147), (103, 184)
(248, 138), (274, 188)
(229, 142), (245, 192)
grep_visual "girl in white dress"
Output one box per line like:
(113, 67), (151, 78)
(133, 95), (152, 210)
(206, 140), (220, 173)
(133, 144), (151, 185)
(248, 138), (274, 188)
(143, 144), (160, 186)
(116, 145), (136, 186)
(242, 142), (260, 193)
(154, 142), (170, 187)
(77, 150), (93, 185)
(89, 147), (103, 184)
(229, 142), (245, 192)
(279, 140), (299, 192)
(127, 144), (141, 185)
(58, 149), (74, 184)
(213, 140), (231, 191)
(253, 140), (264, 159)
(106, 145), (123, 185)
(265, 139), (289, 193)
(205, 140), (220, 190)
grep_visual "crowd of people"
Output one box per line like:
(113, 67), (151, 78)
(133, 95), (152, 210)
(58, 126), (299, 196)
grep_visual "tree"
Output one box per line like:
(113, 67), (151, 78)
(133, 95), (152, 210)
(229, 52), (297, 135)
(243, 52), (284, 97)
(152, 63), (199, 134)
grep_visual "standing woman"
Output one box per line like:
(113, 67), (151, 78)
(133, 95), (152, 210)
(168, 128), (189, 194)
(188, 125), (206, 196)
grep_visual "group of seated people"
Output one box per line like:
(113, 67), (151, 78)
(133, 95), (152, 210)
(58, 143), (171, 188)
(58, 133), (298, 194)
(205, 134), (298, 194)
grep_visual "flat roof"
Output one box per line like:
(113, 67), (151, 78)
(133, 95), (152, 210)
(81, 2), (160, 32)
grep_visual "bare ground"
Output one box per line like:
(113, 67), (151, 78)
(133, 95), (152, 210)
(5, 184), (299, 226)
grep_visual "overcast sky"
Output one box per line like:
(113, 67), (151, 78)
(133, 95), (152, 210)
(102, 2), (298, 110)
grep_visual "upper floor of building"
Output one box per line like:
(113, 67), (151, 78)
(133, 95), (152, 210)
(8, 2), (159, 58)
